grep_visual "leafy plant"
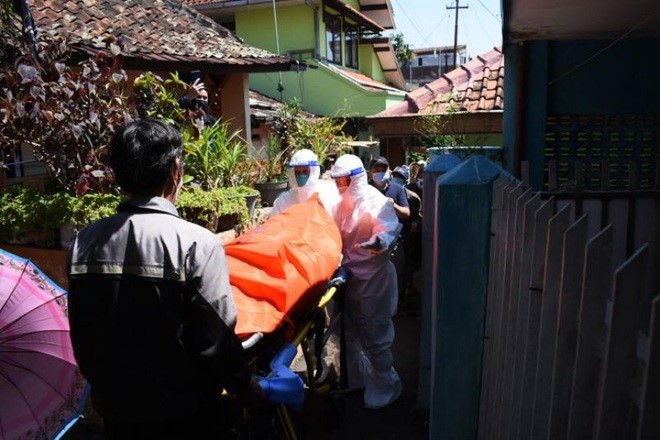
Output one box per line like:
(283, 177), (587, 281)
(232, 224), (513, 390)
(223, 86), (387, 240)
(414, 99), (464, 148)
(175, 186), (250, 232)
(0, 186), (39, 243)
(255, 133), (290, 183)
(131, 71), (187, 126)
(175, 186), (220, 230)
(0, 33), (130, 194)
(70, 193), (122, 231)
(183, 121), (250, 189)
(270, 99), (352, 168)
(391, 32), (414, 65)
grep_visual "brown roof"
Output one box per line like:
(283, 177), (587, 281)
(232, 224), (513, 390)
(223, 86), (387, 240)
(182, 0), (384, 33)
(30, 0), (297, 73)
(324, 0), (384, 33)
(249, 90), (315, 120)
(373, 47), (504, 117)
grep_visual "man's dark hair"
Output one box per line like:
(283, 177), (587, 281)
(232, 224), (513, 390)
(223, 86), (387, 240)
(110, 118), (183, 194)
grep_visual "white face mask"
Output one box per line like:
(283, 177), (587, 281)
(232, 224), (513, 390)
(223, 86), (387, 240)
(372, 171), (390, 186)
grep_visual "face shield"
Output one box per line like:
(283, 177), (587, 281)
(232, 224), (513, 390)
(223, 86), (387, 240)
(331, 154), (366, 195)
(287, 149), (320, 190)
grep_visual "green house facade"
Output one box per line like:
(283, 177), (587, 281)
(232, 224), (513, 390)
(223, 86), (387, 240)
(189, 0), (406, 117)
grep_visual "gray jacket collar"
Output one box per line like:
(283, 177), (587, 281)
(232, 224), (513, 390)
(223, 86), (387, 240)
(118, 196), (180, 217)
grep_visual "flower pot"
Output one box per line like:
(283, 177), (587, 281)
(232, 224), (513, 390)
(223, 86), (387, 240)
(243, 193), (259, 219)
(216, 213), (239, 232)
(254, 181), (288, 207)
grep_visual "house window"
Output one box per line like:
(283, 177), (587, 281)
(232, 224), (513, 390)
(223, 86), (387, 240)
(418, 58), (423, 67)
(325, 14), (342, 64)
(345, 23), (358, 68)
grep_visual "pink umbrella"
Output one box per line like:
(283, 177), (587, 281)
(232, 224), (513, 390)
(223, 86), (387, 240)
(0, 248), (88, 440)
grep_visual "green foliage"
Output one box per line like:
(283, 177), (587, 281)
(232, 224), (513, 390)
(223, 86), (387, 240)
(267, 99), (353, 175)
(70, 193), (122, 230)
(255, 133), (289, 183)
(175, 186), (250, 232)
(183, 121), (251, 189)
(0, 188), (121, 245)
(131, 71), (186, 125)
(391, 33), (414, 65)
(0, 186), (40, 242)
(414, 99), (465, 148)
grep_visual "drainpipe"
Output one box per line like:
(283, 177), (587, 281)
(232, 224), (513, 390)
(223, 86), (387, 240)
(513, 41), (526, 178)
(19, 0), (39, 62)
(307, 1), (320, 59)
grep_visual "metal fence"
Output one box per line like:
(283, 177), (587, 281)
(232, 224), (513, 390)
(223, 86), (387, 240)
(477, 174), (659, 439)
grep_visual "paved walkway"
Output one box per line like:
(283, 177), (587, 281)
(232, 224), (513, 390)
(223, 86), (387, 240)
(290, 291), (428, 440)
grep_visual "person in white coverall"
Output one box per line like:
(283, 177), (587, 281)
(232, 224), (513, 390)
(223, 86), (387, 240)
(330, 154), (402, 409)
(270, 149), (340, 217)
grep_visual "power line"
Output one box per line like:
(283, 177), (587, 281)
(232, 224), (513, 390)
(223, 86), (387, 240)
(460, 9), (472, 61)
(392, 0), (429, 42)
(476, 0), (501, 22)
(418, 10), (451, 48)
(471, 3), (494, 48)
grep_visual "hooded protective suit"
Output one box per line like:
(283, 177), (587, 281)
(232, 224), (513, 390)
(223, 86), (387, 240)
(270, 149), (340, 217)
(330, 154), (402, 409)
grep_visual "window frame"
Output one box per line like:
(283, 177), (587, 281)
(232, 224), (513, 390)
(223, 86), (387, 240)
(344, 22), (359, 69)
(324, 13), (343, 65)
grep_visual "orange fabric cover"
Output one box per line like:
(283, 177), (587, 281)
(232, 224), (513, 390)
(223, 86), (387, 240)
(225, 196), (342, 337)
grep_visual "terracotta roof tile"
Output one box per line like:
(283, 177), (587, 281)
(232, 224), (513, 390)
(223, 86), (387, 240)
(375, 46), (504, 117)
(30, 0), (296, 72)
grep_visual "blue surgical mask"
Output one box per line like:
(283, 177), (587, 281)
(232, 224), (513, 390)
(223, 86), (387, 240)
(392, 177), (405, 186)
(372, 171), (390, 186)
(295, 174), (310, 187)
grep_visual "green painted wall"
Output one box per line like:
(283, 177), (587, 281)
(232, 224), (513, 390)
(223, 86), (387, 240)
(235, 2), (404, 117)
(235, 5), (315, 55)
(249, 59), (403, 116)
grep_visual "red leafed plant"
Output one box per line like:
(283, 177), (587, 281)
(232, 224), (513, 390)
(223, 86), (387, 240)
(0, 31), (131, 194)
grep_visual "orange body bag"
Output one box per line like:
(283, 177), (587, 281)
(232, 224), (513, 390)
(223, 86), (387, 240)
(225, 197), (342, 337)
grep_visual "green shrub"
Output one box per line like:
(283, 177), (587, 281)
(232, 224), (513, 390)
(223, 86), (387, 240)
(175, 186), (250, 232)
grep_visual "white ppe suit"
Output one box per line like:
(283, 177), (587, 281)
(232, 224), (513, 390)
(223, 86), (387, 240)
(270, 149), (340, 217)
(330, 154), (402, 409)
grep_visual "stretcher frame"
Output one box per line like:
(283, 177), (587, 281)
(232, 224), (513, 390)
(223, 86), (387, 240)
(235, 268), (349, 440)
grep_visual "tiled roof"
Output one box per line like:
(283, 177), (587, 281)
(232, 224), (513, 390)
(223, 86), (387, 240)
(333, 65), (402, 93)
(30, 0), (296, 72)
(375, 47), (504, 117)
(249, 90), (315, 120)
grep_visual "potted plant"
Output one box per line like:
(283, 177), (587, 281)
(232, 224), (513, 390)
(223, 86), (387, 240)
(70, 193), (122, 231)
(0, 186), (38, 245)
(254, 133), (290, 206)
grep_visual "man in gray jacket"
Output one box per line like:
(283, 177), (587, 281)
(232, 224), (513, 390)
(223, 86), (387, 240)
(67, 118), (263, 439)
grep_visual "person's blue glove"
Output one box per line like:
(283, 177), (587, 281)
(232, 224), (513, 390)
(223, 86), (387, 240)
(257, 343), (305, 410)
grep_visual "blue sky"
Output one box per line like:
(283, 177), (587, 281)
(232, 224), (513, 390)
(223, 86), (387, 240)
(384, 0), (503, 58)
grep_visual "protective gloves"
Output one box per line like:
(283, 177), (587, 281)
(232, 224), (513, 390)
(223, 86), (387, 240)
(257, 343), (305, 410)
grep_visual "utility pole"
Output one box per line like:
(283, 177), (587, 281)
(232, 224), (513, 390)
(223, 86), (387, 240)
(446, 0), (468, 70)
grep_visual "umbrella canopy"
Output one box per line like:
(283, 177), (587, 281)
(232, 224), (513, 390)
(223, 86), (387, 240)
(0, 248), (87, 440)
